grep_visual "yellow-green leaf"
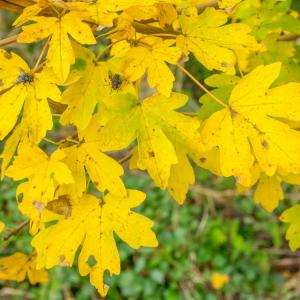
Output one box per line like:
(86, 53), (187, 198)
(32, 190), (158, 296)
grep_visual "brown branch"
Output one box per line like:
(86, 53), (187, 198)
(0, 0), (33, 13)
(3, 219), (29, 241)
(0, 34), (18, 47)
(190, 185), (246, 202)
(118, 153), (133, 165)
(197, 0), (218, 11)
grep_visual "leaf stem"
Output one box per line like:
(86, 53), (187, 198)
(148, 33), (178, 38)
(66, 138), (79, 144)
(96, 39), (126, 60)
(96, 29), (118, 39)
(32, 37), (50, 73)
(43, 137), (59, 145)
(176, 63), (227, 108)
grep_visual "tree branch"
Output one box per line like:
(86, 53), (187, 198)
(0, 0), (32, 13)
(3, 220), (29, 241)
(0, 34), (18, 47)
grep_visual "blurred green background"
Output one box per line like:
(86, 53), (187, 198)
(1, 1), (300, 299)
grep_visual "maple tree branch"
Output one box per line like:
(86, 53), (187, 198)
(197, 0), (218, 11)
(191, 185), (239, 200)
(176, 63), (227, 108)
(3, 220), (29, 241)
(0, 0), (29, 13)
(118, 153), (133, 165)
(0, 34), (18, 47)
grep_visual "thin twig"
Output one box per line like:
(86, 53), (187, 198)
(32, 37), (50, 73)
(95, 29), (118, 39)
(190, 185), (243, 202)
(176, 63), (227, 108)
(118, 153), (133, 165)
(3, 220), (29, 241)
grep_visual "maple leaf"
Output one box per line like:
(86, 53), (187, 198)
(167, 145), (195, 204)
(0, 252), (48, 284)
(177, 7), (260, 74)
(66, 1), (118, 27)
(98, 92), (203, 189)
(6, 145), (73, 207)
(0, 124), (26, 178)
(254, 173), (283, 212)
(0, 50), (61, 143)
(280, 205), (300, 251)
(124, 38), (182, 96)
(18, 12), (96, 82)
(61, 119), (126, 197)
(32, 190), (158, 296)
(202, 63), (300, 186)
(61, 48), (134, 130)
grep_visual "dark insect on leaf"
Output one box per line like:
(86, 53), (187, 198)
(16, 72), (34, 85)
(109, 71), (122, 90)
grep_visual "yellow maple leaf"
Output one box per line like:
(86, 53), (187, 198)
(202, 63), (300, 186)
(61, 50), (134, 130)
(98, 92), (204, 189)
(177, 7), (259, 74)
(0, 252), (48, 284)
(124, 38), (182, 96)
(254, 173), (300, 212)
(32, 190), (158, 296)
(6, 145), (74, 207)
(66, 1), (118, 27)
(280, 205), (300, 251)
(254, 173), (284, 212)
(156, 3), (178, 28)
(61, 119), (126, 197)
(0, 50), (61, 143)
(0, 124), (26, 178)
(129, 143), (195, 204)
(167, 145), (195, 204)
(18, 12), (96, 82)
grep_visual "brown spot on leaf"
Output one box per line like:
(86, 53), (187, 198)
(4, 52), (12, 59)
(230, 108), (237, 118)
(33, 201), (45, 213)
(149, 151), (155, 158)
(262, 140), (269, 149)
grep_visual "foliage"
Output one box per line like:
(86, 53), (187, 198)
(0, 0), (300, 297)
